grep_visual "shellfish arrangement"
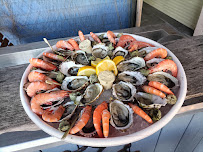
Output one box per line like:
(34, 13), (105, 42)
(25, 30), (179, 138)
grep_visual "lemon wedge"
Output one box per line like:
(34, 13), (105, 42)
(91, 56), (110, 68)
(77, 66), (96, 77)
(96, 59), (118, 76)
(112, 56), (124, 65)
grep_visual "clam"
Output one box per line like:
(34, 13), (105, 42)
(113, 46), (128, 58)
(112, 81), (136, 101)
(92, 43), (109, 59)
(135, 92), (167, 109)
(117, 71), (146, 86)
(80, 83), (103, 105)
(61, 76), (89, 92)
(59, 61), (84, 76)
(117, 57), (145, 72)
(109, 100), (133, 130)
(72, 50), (90, 65)
(146, 58), (165, 68)
(147, 71), (179, 89)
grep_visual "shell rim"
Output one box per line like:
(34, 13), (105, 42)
(20, 32), (187, 147)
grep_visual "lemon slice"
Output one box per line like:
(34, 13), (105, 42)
(96, 59), (118, 76)
(91, 56), (110, 68)
(77, 66), (96, 77)
(113, 56), (125, 65)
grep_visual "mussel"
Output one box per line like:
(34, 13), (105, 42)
(112, 81), (136, 101)
(109, 100), (133, 130)
(117, 57), (145, 72)
(61, 76), (89, 92)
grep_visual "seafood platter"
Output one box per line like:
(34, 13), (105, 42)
(20, 31), (187, 147)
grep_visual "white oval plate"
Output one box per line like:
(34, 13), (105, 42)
(20, 33), (187, 147)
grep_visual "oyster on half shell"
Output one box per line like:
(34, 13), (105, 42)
(135, 92), (167, 109)
(72, 50), (90, 65)
(92, 43), (109, 59)
(109, 100), (133, 130)
(117, 71), (146, 86)
(113, 46), (128, 58)
(117, 57), (145, 72)
(112, 81), (136, 101)
(61, 76), (89, 92)
(59, 61), (84, 76)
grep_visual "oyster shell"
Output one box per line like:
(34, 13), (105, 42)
(147, 71), (179, 89)
(80, 83), (103, 105)
(139, 47), (159, 53)
(60, 101), (77, 121)
(112, 81), (136, 101)
(109, 100), (133, 130)
(61, 76), (89, 92)
(146, 58), (165, 68)
(72, 50), (90, 65)
(117, 71), (146, 86)
(59, 61), (84, 76)
(92, 43), (109, 59)
(113, 46), (128, 58)
(135, 92), (167, 109)
(117, 57), (145, 72)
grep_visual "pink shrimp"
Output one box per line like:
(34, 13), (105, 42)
(144, 48), (167, 61)
(56, 40), (74, 51)
(43, 52), (66, 62)
(116, 35), (136, 48)
(70, 105), (92, 134)
(68, 39), (80, 50)
(31, 90), (69, 115)
(78, 30), (85, 41)
(90, 32), (101, 43)
(102, 109), (111, 138)
(148, 81), (174, 95)
(149, 59), (178, 77)
(42, 105), (65, 122)
(93, 101), (108, 138)
(128, 41), (155, 52)
(29, 58), (57, 71)
(142, 85), (166, 98)
(26, 81), (58, 97)
(107, 30), (116, 44)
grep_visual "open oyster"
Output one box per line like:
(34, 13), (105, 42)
(112, 81), (136, 101)
(147, 71), (179, 89)
(72, 50), (90, 65)
(109, 100), (133, 130)
(135, 92), (167, 109)
(61, 76), (89, 92)
(146, 58), (165, 68)
(59, 61), (84, 76)
(117, 57), (145, 72)
(60, 101), (77, 121)
(92, 43), (109, 59)
(117, 71), (146, 86)
(113, 46), (128, 58)
(139, 47), (158, 53)
(80, 83), (103, 105)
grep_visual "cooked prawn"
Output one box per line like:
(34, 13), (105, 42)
(31, 90), (69, 115)
(42, 105), (65, 122)
(144, 48), (167, 61)
(116, 35), (136, 48)
(142, 85), (166, 98)
(68, 39), (80, 50)
(148, 81), (174, 95)
(107, 30), (116, 44)
(149, 59), (178, 77)
(78, 30), (85, 41)
(102, 109), (111, 138)
(128, 103), (153, 124)
(43, 52), (66, 62)
(90, 32), (101, 43)
(29, 58), (57, 71)
(93, 101), (108, 138)
(56, 40), (74, 51)
(70, 105), (92, 134)
(26, 81), (58, 97)
(128, 41), (154, 52)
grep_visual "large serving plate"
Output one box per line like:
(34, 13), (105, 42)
(20, 33), (187, 147)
